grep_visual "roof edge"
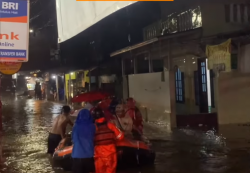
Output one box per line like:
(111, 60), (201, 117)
(110, 38), (158, 57)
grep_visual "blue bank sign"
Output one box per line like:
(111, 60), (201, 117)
(0, 0), (29, 62)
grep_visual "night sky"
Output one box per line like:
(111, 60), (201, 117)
(22, 0), (161, 71)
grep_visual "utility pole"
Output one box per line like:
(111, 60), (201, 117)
(68, 73), (71, 104)
(0, 74), (2, 162)
(89, 71), (91, 91)
(56, 75), (59, 101)
(63, 73), (66, 103)
(15, 73), (17, 92)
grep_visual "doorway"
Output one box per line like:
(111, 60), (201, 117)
(197, 58), (208, 113)
(176, 58), (218, 130)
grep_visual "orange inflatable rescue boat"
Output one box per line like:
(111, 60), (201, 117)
(53, 134), (155, 171)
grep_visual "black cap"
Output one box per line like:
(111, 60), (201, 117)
(91, 107), (104, 120)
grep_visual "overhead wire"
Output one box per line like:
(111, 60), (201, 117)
(29, 0), (56, 31)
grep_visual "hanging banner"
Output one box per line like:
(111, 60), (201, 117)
(56, 1), (136, 43)
(0, 62), (22, 75)
(206, 39), (231, 72)
(0, 0), (30, 62)
(84, 70), (90, 83)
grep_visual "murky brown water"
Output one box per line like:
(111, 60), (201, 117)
(1, 95), (250, 173)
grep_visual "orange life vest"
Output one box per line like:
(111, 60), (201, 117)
(95, 122), (115, 146)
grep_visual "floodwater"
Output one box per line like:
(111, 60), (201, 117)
(1, 94), (250, 173)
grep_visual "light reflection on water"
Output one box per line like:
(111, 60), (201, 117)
(1, 96), (250, 173)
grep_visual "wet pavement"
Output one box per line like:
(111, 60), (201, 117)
(1, 95), (250, 173)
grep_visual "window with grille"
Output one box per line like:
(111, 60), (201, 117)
(225, 4), (250, 23)
(201, 62), (207, 92)
(231, 54), (238, 69)
(175, 68), (185, 103)
(124, 58), (134, 75)
(137, 55), (149, 74)
(152, 59), (164, 72)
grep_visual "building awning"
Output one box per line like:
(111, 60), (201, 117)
(110, 38), (158, 57)
(110, 28), (203, 57)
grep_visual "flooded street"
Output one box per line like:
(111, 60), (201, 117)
(1, 95), (250, 173)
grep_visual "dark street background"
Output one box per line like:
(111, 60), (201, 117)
(26, 0), (162, 71)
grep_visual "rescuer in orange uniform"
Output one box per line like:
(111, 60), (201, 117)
(91, 107), (124, 173)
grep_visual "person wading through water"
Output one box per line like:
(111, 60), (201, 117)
(47, 105), (73, 155)
(92, 107), (124, 173)
(71, 109), (96, 173)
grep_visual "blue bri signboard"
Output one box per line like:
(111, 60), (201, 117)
(0, 0), (29, 62)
